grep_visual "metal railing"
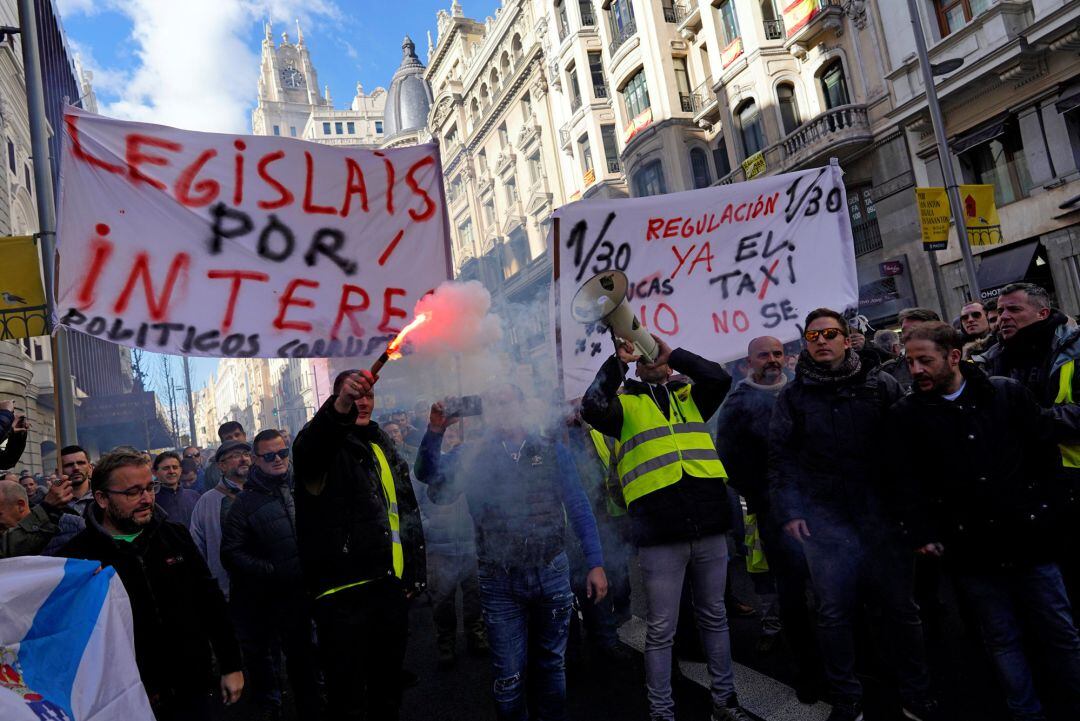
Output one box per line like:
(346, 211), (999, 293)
(678, 93), (694, 113)
(690, 76), (716, 113)
(763, 19), (785, 40)
(609, 17), (637, 55)
(607, 158), (621, 173)
(853, 221), (884, 256)
(781, 104), (869, 158)
(663, 3), (683, 23)
(0, 305), (47, 340)
(594, 83), (609, 98)
(580, 6), (596, 26)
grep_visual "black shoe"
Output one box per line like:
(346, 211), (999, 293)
(726, 597), (757, 617)
(902, 699), (947, 721)
(712, 700), (753, 721)
(826, 702), (863, 721)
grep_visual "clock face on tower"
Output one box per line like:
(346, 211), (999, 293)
(280, 66), (305, 89)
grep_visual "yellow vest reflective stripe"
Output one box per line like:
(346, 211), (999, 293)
(316, 443), (403, 600)
(615, 386), (727, 506)
(1054, 359), (1080, 468)
(588, 428), (627, 517)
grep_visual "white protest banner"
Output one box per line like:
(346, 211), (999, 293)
(554, 165), (858, 400)
(55, 107), (450, 359)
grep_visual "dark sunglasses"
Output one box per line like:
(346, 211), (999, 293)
(184, 451), (201, 458)
(960, 311), (984, 320)
(258, 448), (291, 463)
(803, 328), (845, 342)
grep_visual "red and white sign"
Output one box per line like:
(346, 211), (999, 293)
(553, 165), (858, 400)
(55, 107), (451, 359)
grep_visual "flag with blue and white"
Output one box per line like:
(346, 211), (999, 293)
(0, 556), (153, 720)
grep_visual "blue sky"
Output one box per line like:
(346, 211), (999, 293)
(54, 0), (501, 396)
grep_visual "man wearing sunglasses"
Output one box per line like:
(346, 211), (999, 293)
(769, 308), (940, 721)
(222, 429), (321, 720)
(58, 449), (245, 719)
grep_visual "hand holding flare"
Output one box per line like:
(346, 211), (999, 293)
(369, 312), (432, 379)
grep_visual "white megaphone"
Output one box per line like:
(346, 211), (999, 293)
(571, 270), (659, 363)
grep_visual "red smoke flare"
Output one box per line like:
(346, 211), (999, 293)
(386, 312), (431, 360)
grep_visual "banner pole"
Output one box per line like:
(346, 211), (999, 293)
(551, 216), (567, 402)
(17, 0), (79, 452)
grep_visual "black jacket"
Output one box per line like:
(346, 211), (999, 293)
(57, 506), (241, 703)
(220, 465), (304, 604)
(768, 359), (903, 533)
(891, 364), (1080, 571)
(582, 348), (734, 547)
(714, 377), (788, 516)
(293, 397), (426, 597)
(0, 408), (26, 470)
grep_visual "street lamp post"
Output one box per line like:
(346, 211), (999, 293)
(905, 0), (982, 304)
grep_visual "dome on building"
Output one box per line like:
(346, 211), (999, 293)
(384, 36), (434, 138)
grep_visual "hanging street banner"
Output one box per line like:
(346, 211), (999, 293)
(0, 236), (47, 340)
(54, 107), (451, 359)
(961, 184), (1004, 246)
(553, 165), (858, 400)
(916, 187), (950, 251)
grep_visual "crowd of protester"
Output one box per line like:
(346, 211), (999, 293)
(1, 281), (1079, 721)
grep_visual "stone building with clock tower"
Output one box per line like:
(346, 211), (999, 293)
(252, 20), (388, 147)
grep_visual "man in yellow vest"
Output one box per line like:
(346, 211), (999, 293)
(582, 334), (749, 721)
(293, 369), (426, 721)
(974, 282), (1080, 600)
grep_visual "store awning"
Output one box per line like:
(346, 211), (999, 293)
(950, 118), (1007, 154)
(976, 241), (1039, 299)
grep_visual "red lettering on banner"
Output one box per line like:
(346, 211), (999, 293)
(654, 303), (680, 335)
(174, 149), (220, 207)
(274, 278), (320, 332)
(663, 218), (680, 239)
(378, 287), (407, 333)
(404, 156), (437, 221)
(207, 270), (269, 332)
(339, 158), (369, 216)
(113, 252), (190, 321)
(75, 225), (114, 309)
(256, 151), (293, 210)
(375, 152), (395, 215)
(671, 244), (695, 279)
(303, 151), (338, 215)
(233, 140), (246, 206)
(646, 218), (665, 241)
(331, 284), (371, 339)
(712, 310), (750, 334)
(65, 114), (125, 175)
(689, 242), (714, 275)
(379, 230), (405, 266)
(758, 259), (782, 301)
(125, 134), (182, 191)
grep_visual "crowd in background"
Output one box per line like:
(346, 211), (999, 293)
(1, 281), (1079, 721)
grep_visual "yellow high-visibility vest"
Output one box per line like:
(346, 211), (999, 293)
(614, 385), (727, 506)
(1054, 359), (1080, 469)
(316, 443), (403, 599)
(588, 428), (627, 517)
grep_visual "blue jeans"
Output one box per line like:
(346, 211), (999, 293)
(955, 563), (1080, 721)
(801, 523), (930, 706)
(638, 533), (736, 720)
(478, 552), (576, 721)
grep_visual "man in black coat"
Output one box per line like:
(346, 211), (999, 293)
(293, 369), (426, 721)
(58, 449), (244, 720)
(0, 399), (28, 470)
(894, 321), (1080, 720)
(769, 308), (938, 721)
(221, 428), (320, 720)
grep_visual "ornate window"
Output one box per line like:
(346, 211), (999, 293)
(736, 100), (765, 156)
(777, 82), (801, 135)
(633, 160), (666, 197)
(820, 61), (850, 110)
(935, 0), (992, 37)
(690, 148), (712, 189)
(621, 69), (650, 119)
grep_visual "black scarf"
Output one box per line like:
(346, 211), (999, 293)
(796, 348), (862, 385)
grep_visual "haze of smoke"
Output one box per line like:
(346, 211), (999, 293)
(406, 281), (503, 356)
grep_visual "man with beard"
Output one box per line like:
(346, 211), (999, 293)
(878, 308), (941, 392)
(153, 451), (199, 527)
(293, 370), (426, 721)
(895, 322), (1080, 720)
(58, 449), (244, 720)
(60, 445), (95, 515)
(189, 440), (251, 598)
(769, 308), (939, 721)
(715, 336), (820, 702)
(583, 333), (747, 721)
(974, 283), (1080, 600)
(222, 429), (321, 720)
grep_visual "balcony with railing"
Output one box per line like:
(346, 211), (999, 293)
(678, 92), (694, 113)
(675, 0), (701, 33)
(609, 18), (637, 55)
(763, 18), (785, 41)
(784, 0), (844, 46)
(663, 2), (685, 23)
(580, 5), (596, 26)
(691, 76), (718, 121)
(715, 103), (872, 184)
(607, 158), (622, 174)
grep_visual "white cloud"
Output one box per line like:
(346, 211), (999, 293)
(56, 0), (99, 16)
(71, 0), (341, 134)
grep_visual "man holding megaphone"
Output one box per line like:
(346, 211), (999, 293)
(582, 334), (749, 721)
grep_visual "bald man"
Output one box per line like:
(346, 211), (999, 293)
(714, 337), (820, 703)
(0, 478), (84, 558)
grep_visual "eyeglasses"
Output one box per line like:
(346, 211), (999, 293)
(102, 482), (160, 499)
(258, 448), (290, 463)
(184, 452), (201, 458)
(960, 311), (984, 320)
(803, 328), (845, 342)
